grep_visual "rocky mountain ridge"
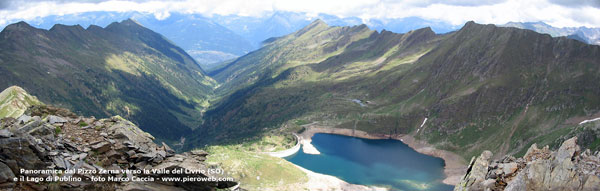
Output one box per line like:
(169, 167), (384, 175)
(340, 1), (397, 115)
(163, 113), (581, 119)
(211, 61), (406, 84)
(455, 137), (600, 190)
(0, 86), (42, 119)
(0, 87), (237, 191)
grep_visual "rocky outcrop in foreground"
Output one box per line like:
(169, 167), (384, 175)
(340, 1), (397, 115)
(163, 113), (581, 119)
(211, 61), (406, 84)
(0, 105), (237, 191)
(455, 137), (600, 191)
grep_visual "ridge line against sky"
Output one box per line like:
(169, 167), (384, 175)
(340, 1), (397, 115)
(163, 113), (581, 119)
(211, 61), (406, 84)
(0, 0), (599, 28)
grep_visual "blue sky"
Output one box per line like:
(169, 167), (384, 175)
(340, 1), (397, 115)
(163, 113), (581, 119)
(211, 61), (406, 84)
(0, 0), (599, 28)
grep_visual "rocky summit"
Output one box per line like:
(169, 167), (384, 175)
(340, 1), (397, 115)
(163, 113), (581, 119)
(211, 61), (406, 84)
(455, 137), (600, 191)
(0, 104), (238, 191)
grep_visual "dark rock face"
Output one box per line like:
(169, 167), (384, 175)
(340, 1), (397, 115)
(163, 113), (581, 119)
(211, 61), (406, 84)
(455, 137), (600, 191)
(0, 105), (238, 191)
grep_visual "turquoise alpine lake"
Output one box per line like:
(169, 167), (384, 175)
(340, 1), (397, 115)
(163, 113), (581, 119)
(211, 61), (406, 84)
(284, 133), (453, 191)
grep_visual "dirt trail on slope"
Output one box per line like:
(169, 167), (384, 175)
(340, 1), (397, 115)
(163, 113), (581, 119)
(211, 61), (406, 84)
(498, 97), (534, 157)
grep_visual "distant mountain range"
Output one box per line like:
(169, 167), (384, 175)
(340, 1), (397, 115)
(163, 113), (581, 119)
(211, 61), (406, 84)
(5, 11), (598, 67)
(503, 21), (600, 45)
(0, 19), (216, 143)
(212, 12), (459, 47)
(0, 11), (462, 68)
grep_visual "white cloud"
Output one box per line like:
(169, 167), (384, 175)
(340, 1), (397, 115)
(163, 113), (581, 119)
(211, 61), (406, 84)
(0, 0), (599, 28)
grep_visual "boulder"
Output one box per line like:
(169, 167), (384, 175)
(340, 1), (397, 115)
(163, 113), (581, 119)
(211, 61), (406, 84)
(158, 150), (167, 158)
(499, 162), (518, 176)
(190, 150), (209, 157)
(162, 142), (175, 156)
(0, 137), (46, 171)
(16, 115), (32, 124)
(504, 172), (526, 191)
(17, 117), (42, 133)
(28, 124), (54, 136)
(53, 157), (68, 169)
(555, 137), (580, 163)
(47, 115), (67, 124)
(77, 153), (88, 160)
(108, 119), (154, 152)
(455, 151), (493, 191)
(0, 162), (15, 183)
(105, 150), (120, 158)
(91, 142), (111, 153)
(83, 117), (95, 125)
(64, 141), (79, 152)
(0, 129), (13, 138)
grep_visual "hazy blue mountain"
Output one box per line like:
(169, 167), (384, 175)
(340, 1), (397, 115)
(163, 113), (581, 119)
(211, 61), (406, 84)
(503, 21), (600, 45)
(132, 13), (254, 69)
(367, 17), (459, 34)
(213, 11), (460, 47)
(212, 12), (314, 47)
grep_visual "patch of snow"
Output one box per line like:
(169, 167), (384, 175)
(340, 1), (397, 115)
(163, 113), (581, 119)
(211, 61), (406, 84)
(351, 99), (366, 107)
(579, 117), (600, 125)
(302, 139), (321, 155)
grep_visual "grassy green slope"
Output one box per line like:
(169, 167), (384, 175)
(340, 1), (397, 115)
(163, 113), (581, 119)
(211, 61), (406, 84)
(204, 133), (305, 190)
(191, 20), (600, 160)
(395, 22), (600, 158)
(205, 145), (308, 191)
(189, 20), (443, 148)
(209, 20), (375, 95)
(0, 20), (216, 142)
(0, 86), (43, 118)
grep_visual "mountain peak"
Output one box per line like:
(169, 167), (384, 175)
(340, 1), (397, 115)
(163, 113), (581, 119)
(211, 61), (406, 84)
(121, 18), (144, 27)
(302, 19), (329, 30)
(1, 86), (26, 95)
(13, 21), (32, 27)
(464, 20), (477, 27)
(294, 19), (330, 37)
(1, 21), (35, 33)
(403, 26), (436, 41)
(459, 20), (498, 32)
(105, 18), (145, 31)
(311, 19), (328, 26)
(49, 24), (85, 32)
(410, 26), (434, 34)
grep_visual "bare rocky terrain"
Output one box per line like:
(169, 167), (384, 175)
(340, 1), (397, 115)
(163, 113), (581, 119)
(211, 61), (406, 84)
(455, 137), (600, 190)
(0, 105), (237, 191)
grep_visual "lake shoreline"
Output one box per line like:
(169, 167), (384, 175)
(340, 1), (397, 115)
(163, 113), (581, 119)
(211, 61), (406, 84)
(297, 125), (467, 186)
